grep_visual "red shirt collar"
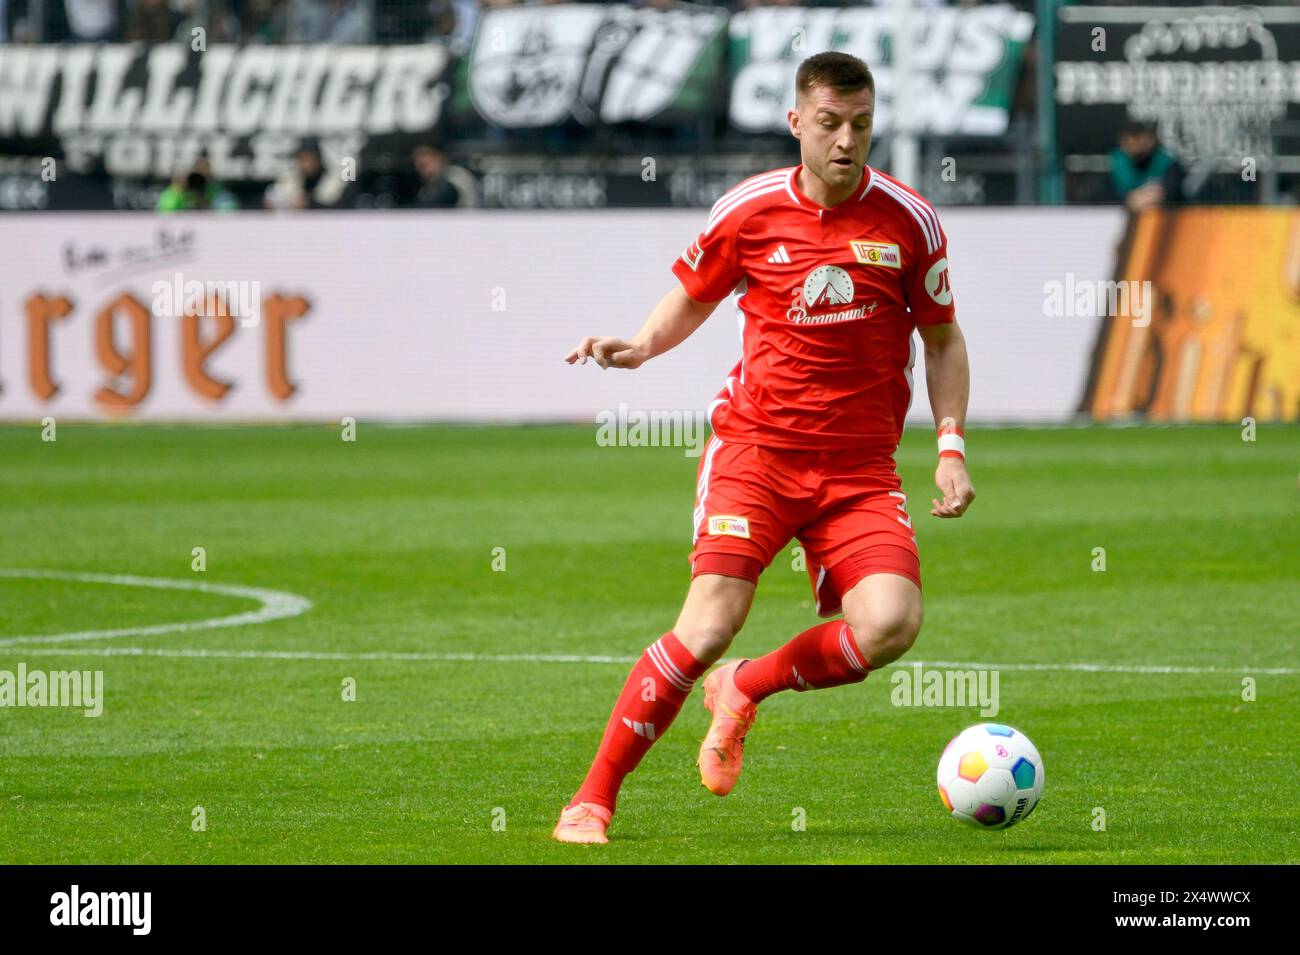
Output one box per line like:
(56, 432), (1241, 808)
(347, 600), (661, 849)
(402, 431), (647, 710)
(788, 164), (874, 211)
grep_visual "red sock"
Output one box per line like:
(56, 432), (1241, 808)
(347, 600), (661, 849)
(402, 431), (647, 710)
(571, 632), (708, 813)
(733, 620), (872, 703)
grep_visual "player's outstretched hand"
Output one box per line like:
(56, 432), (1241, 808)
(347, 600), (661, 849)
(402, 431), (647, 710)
(564, 337), (647, 369)
(931, 457), (976, 518)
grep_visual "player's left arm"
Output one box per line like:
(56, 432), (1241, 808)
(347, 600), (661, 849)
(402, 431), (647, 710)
(917, 320), (974, 519)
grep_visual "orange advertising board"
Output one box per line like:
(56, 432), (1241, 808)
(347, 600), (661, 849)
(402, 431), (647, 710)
(1086, 207), (1300, 422)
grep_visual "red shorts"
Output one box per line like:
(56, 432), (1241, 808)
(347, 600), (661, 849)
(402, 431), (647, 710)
(689, 436), (920, 617)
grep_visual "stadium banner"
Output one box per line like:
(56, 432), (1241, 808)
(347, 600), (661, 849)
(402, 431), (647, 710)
(728, 4), (1034, 136)
(1054, 5), (1300, 167)
(1085, 207), (1300, 423)
(459, 3), (727, 128)
(0, 43), (454, 183)
(0, 208), (1123, 424)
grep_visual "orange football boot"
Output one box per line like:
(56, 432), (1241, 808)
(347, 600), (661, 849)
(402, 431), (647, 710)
(697, 660), (759, 796)
(551, 802), (613, 844)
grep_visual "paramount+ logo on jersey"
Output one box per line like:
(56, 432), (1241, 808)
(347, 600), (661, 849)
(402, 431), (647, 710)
(788, 265), (868, 326)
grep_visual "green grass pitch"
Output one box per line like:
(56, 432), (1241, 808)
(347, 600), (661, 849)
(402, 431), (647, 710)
(0, 422), (1296, 864)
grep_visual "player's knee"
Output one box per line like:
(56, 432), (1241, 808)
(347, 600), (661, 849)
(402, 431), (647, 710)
(847, 601), (922, 668)
(673, 615), (741, 664)
(674, 574), (755, 664)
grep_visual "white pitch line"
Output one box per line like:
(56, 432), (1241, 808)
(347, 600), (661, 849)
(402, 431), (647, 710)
(0, 645), (1295, 675)
(0, 569), (1293, 674)
(0, 569), (312, 646)
(905, 658), (1300, 676)
(1, 646), (638, 663)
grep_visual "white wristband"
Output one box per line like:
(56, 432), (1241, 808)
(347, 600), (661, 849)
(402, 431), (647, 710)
(938, 432), (965, 459)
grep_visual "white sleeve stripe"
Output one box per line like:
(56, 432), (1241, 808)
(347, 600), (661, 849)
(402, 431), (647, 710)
(706, 174), (790, 233)
(876, 180), (940, 254)
(704, 182), (790, 236)
(707, 171), (788, 222)
(710, 168), (791, 209)
(857, 166), (876, 199)
(896, 183), (942, 254)
(877, 178), (941, 247)
(873, 178), (941, 254)
(707, 178), (785, 233)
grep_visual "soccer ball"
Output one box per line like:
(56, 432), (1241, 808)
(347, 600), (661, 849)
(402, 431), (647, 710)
(937, 723), (1044, 829)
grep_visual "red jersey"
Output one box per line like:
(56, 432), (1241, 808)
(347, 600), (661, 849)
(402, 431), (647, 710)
(671, 164), (956, 454)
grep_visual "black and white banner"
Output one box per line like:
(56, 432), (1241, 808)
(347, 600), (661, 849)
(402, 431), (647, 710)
(460, 3), (728, 129)
(1055, 5), (1300, 166)
(0, 43), (454, 182)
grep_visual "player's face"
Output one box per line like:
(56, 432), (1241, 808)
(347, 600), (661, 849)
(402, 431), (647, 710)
(789, 85), (875, 197)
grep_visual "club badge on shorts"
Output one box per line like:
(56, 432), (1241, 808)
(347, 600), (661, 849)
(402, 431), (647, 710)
(707, 515), (751, 539)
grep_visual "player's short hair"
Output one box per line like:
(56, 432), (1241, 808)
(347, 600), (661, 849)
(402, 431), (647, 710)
(795, 52), (875, 102)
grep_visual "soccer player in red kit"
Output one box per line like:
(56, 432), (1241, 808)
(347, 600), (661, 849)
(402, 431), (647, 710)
(555, 51), (975, 843)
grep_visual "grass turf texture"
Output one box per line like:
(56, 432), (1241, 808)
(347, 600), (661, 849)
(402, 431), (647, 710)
(0, 422), (1296, 864)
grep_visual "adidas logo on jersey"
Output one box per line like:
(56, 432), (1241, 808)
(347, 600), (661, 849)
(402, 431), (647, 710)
(622, 717), (656, 740)
(767, 245), (791, 264)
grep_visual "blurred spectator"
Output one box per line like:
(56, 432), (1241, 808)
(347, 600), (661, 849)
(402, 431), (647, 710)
(157, 157), (239, 212)
(410, 144), (475, 208)
(126, 0), (177, 41)
(444, 0), (476, 51)
(264, 142), (349, 209)
(285, 0), (372, 43)
(176, 0), (241, 42)
(1110, 121), (1184, 213)
(241, 0), (288, 43)
(400, 0), (478, 51)
(375, 0), (426, 42)
(65, 0), (116, 39)
(5, 0), (115, 41)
